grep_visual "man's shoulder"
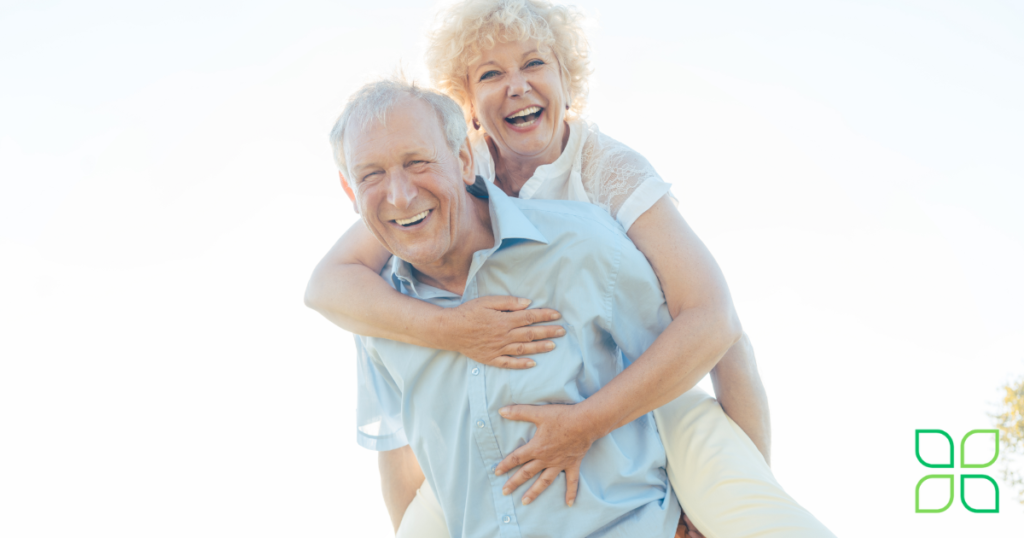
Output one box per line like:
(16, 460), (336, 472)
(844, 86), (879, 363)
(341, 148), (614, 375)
(510, 197), (628, 243)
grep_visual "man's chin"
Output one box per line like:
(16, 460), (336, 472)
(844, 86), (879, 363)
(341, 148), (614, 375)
(389, 244), (447, 267)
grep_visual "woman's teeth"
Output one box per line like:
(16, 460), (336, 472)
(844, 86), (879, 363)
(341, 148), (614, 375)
(505, 106), (542, 126)
(395, 210), (429, 226)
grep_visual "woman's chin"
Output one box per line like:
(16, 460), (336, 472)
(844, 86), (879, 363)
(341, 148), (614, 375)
(496, 128), (556, 158)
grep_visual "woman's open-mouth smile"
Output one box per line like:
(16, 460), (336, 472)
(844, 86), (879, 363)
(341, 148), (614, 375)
(504, 106), (544, 131)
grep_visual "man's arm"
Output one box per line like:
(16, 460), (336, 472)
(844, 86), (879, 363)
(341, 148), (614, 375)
(378, 445), (425, 533)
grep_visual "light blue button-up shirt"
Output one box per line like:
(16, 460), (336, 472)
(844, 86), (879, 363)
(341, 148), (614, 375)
(355, 180), (680, 538)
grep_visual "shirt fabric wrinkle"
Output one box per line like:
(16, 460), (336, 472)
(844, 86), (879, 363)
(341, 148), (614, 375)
(354, 179), (680, 538)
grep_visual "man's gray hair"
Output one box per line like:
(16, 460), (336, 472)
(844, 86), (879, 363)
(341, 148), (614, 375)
(329, 77), (469, 177)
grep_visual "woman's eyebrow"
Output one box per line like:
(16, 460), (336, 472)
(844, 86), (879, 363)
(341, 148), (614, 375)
(474, 61), (499, 75)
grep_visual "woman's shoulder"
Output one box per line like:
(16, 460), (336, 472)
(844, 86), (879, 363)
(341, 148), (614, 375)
(575, 121), (668, 225)
(579, 122), (658, 178)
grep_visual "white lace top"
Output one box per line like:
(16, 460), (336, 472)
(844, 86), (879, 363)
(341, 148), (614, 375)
(471, 119), (673, 232)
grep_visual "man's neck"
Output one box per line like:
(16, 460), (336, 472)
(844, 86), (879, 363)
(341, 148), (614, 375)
(410, 195), (493, 296)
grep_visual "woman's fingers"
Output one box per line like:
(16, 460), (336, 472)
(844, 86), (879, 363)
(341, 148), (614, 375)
(497, 339), (557, 357)
(509, 307), (561, 327)
(489, 355), (538, 369)
(469, 295), (533, 312)
(514, 323), (566, 342)
(495, 444), (529, 477)
(522, 467), (562, 505)
(564, 465), (580, 506)
(501, 459), (544, 496)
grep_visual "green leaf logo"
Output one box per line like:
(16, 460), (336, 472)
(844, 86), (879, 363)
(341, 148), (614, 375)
(915, 429), (953, 468)
(961, 475), (999, 513)
(914, 429), (1000, 513)
(960, 429), (999, 469)
(916, 474), (954, 513)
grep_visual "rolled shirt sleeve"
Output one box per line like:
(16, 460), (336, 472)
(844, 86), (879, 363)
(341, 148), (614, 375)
(601, 237), (674, 367)
(354, 335), (408, 451)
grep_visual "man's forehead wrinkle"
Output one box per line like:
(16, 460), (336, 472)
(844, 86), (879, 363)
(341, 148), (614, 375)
(348, 127), (438, 173)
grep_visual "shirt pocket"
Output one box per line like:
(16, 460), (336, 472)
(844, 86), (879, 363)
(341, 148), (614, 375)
(510, 324), (585, 405)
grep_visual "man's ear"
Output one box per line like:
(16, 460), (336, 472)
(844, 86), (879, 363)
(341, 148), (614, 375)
(339, 171), (359, 214)
(459, 139), (475, 187)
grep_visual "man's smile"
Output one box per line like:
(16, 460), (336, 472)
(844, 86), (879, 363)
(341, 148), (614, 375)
(391, 209), (432, 228)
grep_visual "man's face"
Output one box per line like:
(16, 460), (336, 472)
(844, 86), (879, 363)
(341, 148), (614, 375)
(345, 98), (473, 266)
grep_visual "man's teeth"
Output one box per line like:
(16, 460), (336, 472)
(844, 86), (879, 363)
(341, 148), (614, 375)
(395, 210), (429, 226)
(506, 106), (541, 119)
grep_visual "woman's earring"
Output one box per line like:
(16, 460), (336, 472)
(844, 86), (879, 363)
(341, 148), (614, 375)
(565, 96), (572, 111)
(472, 117), (481, 130)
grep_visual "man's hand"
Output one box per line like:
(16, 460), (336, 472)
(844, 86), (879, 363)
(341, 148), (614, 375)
(676, 514), (706, 538)
(493, 403), (599, 506)
(439, 296), (565, 369)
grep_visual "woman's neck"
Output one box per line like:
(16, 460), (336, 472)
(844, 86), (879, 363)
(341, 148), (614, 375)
(488, 121), (571, 198)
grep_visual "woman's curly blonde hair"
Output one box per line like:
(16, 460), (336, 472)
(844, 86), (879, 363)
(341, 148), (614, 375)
(425, 0), (591, 120)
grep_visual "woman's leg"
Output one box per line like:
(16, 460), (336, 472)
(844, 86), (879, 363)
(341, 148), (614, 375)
(395, 482), (450, 538)
(654, 388), (835, 538)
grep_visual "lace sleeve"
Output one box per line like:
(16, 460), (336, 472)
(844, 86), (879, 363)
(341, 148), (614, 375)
(579, 126), (673, 231)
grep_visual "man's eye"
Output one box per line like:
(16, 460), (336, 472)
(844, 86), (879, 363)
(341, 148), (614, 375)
(362, 171), (381, 180)
(479, 70), (500, 81)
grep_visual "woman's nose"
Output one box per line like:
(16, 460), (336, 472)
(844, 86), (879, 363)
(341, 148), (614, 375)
(506, 70), (531, 97)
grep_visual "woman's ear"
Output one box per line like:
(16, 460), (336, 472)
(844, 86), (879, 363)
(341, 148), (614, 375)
(339, 171), (359, 214)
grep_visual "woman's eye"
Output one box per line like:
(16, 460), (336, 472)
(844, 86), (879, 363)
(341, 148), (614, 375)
(479, 70), (500, 81)
(525, 59), (545, 68)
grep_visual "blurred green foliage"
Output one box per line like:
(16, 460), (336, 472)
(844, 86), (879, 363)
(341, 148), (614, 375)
(994, 376), (1024, 506)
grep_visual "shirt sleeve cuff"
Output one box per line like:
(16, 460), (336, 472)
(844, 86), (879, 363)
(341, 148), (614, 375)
(616, 178), (674, 232)
(356, 427), (409, 452)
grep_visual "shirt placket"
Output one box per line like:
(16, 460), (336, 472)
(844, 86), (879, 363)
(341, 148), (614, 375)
(462, 278), (521, 538)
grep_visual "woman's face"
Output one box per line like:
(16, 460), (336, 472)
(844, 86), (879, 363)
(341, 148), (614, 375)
(467, 40), (567, 160)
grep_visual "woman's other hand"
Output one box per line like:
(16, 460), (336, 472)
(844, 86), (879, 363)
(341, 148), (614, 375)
(439, 296), (564, 369)
(493, 403), (597, 506)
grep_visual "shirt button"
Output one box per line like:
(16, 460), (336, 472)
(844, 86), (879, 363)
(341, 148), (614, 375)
(503, 515), (511, 524)
(471, 367), (480, 376)
(476, 419), (486, 428)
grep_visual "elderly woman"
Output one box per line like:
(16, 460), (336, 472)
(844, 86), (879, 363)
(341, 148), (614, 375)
(308, 1), (832, 536)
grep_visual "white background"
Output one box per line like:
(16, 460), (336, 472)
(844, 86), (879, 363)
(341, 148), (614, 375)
(2, 0), (1022, 535)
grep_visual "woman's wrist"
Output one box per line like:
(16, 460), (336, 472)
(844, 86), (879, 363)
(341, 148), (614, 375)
(420, 304), (459, 352)
(576, 395), (626, 441)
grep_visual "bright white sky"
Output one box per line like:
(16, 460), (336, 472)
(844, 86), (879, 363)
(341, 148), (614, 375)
(2, 0), (1022, 535)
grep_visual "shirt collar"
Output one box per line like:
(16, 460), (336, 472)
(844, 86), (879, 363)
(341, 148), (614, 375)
(483, 178), (548, 248)
(386, 178), (548, 298)
(518, 118), (585, 199)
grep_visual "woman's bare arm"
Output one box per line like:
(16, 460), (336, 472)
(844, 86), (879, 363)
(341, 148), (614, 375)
(711, 333), (771, 464)
(495, 196), (770, 503)
(304, 220), (565, 367)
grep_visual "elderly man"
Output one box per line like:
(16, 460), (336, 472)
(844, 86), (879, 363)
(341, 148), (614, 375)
(327, 79), (834, 538)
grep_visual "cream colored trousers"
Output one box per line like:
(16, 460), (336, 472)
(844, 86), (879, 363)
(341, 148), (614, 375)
(396, 388), (835, 538)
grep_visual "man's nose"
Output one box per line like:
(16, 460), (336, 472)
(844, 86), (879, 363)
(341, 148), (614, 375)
(386, 170), (418, 209)
(507, 70), (531, 98)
